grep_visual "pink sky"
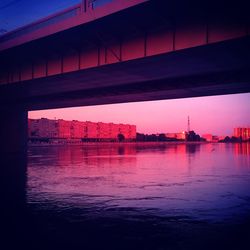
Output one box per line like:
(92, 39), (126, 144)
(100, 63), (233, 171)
(29, 93), (250, 136)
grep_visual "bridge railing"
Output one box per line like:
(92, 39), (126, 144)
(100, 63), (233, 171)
(0, 3), (82, 44)
(0, 1), (116, 45)
(88, 0), (113, 9)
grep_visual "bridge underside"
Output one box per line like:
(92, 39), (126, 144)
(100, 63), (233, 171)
(0, 36), (250, 110)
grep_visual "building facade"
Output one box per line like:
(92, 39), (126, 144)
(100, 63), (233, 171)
(234, 127), (250, 141)
(28, 118), (136, 141)
(165, 132), (187, 140)
(202, 134), (220, 142)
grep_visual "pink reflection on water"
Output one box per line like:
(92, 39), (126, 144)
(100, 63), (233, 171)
(27, 143), (250, 222)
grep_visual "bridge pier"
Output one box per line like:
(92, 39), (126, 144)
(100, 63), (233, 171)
(0, 106), (28, 154)
(0, 107), (28, 247)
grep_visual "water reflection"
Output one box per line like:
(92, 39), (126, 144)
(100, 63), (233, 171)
(27, 143), (250, 223)
(233, 143), (250, 169)
(234, 142), (250, 155)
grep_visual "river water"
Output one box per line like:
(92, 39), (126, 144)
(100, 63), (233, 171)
(26, 143), (250, 250)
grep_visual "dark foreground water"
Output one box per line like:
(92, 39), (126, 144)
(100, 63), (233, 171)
(4, 143), (250, 250)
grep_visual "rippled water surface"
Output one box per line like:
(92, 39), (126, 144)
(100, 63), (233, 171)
(27, 143), (250, 249)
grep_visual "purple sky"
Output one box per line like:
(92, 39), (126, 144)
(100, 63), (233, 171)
(0, 0), (80, 32)
(29, 93), (250, 136)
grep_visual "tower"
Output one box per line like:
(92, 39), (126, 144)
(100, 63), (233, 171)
(187, 116), (190, 133)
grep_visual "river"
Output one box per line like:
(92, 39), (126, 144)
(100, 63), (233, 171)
(26, 142), (250, 249)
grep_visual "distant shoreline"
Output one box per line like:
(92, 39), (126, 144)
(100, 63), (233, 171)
(27, 141), (245, 147)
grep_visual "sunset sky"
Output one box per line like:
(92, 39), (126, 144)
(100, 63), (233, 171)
(29, 93), (250, 136)
(1, 0), (249, 136)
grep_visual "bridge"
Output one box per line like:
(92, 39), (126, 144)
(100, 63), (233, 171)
(0, 0), (250, 153)
(0, 1), (250, 243)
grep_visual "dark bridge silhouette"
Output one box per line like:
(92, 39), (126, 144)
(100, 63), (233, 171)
(0, 0), (250, 153)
